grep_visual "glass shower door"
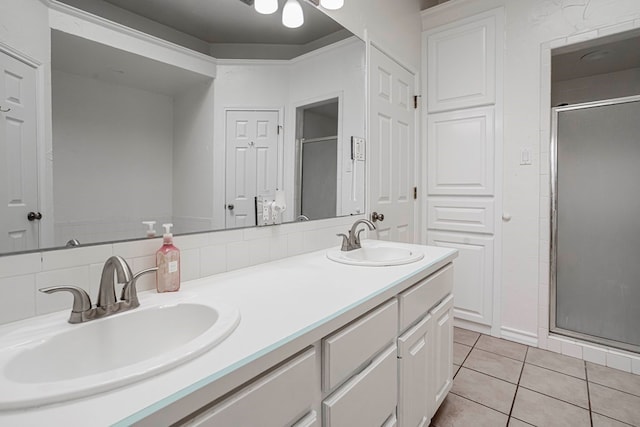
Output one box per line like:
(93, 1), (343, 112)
(551, 96), (640, 353)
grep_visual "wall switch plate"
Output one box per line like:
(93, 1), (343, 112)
(520, 148), (532, 165)
(351, 136), (366, 161)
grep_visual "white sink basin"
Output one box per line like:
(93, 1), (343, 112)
(326, 241), (424, 266)
(0, 297), (240, 409)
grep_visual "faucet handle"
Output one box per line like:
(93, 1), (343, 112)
(121, 267), (158, 307)
(336, 233), (350, 251)
(39, 286), (92, 324)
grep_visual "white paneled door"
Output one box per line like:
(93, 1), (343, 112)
(369, 46), (416, 243)
(225, 110), (279, 229)
(0, 51), (39, 253)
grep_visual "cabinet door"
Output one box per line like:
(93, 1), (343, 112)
(398, 314), (432, 427)
(428, 232), (493, 326)
(425, 14), (496, 112)
(430, 295), (454, 414)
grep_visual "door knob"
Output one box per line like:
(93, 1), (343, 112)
(227, 204), (234, 210)
(27, 211), (42, 221)
(371, 212), (384, 222)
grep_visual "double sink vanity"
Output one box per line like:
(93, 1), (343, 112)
(0, 239), (457, 426)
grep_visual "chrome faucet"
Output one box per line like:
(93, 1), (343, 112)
(337, 218), (376, 251)
(40, 256), (157, 324)
(97, 255), (133, 310)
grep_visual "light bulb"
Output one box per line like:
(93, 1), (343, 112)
(282, 0), (304, 28)
(320, 0), (344, 10)
(255, 0), (278, 14)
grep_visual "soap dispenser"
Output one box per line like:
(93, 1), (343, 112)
(156, 223), (180, 293)
(142, 221), (156, 238)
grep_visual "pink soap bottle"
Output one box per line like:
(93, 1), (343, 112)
(156, 223), (180, 292)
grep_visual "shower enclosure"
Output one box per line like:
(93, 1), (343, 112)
(551, 95), (640, 354)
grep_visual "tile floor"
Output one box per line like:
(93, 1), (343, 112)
(431, 328), (640, 427)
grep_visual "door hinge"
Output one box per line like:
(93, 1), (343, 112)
(277, 125), (282, 135)
(413, 95), (421, 109)
(413, 186), (418, 200)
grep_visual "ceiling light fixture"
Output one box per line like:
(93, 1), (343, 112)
(282, 0), (304, 28)
(319, 0), (344, 10)
(255, 0), (278, 14)
(580, 50), (612, 62)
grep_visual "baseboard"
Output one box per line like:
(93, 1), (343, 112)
(453, 318), (491, 335)
(500, 326), (539, 347)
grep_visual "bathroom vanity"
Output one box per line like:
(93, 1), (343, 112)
(0, 242), (456, 426)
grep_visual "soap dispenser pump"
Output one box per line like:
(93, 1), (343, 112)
(156, 223), (180, 293)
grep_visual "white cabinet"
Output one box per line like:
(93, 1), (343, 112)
(181, 264), (455, 427)
(425, 14), (496, 112)
(431, 295), (454, 410)
(322, 299), (398, 392)
(428, 232), (493, 326)
(323, 344), (398, 427)
(424, 7), (503, 333)
(427, 107), (495, 196)
(184, 348), (317, 427)
(398, 314), (432, 427)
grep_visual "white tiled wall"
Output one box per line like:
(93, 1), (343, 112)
(0, 215), (363, 325)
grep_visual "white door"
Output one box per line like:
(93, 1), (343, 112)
(0, 51), (39, 253)
(225, 110), (279, 228)
(369, 46), (416, 243)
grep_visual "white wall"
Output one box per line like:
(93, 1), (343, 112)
(323, 0), (422, 71)
(173, 80), (216, 233)
(51, 69), (174, 245)
(212, 61), (290, 229)
(287, 39), (366, 218)
(423, 0), (640, 368)
(213, 38), (366, 226)
(552, 67), (640, 106)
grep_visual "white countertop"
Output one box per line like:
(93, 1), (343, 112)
(0, 241), (457, 426)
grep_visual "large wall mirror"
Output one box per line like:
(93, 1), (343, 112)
(0, 0), (366, 255)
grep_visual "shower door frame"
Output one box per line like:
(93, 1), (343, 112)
(550, 94), (640, 354)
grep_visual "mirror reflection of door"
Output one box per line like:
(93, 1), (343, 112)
(0, 50), (39, 253)
(296, 98), (339, 221)
(225, 110), (279, 229)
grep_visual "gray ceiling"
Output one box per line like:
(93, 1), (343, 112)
(552, 32), (640, 82)
(99, 0), (344, 45)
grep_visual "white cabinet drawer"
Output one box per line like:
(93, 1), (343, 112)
(322, 299), (398, 392)
(398, 264), (453, 331)
(427, 197), (494, 233)
(323, 344), (398, 427)
(187, 348), (316, 427)
(292, 410), (319, 427)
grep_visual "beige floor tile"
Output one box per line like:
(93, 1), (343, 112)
(508, 418), (534, 427)
(453, 363), (461, 377)
(451, 367), (516, 414)
(519, 363), (589, 408)
(454, 327), (480, 347)
(463, 348), (523, 384)
(511, 388), (590, 427)
(525, 347), (586, 379)
(592, 413), (633, 427)
(587, 361), (640, 397)
(431, 393), (508, 427)
(590, 383), (640, 426)
(453, 342), (472, 365)
(475, 335), (527, 361)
